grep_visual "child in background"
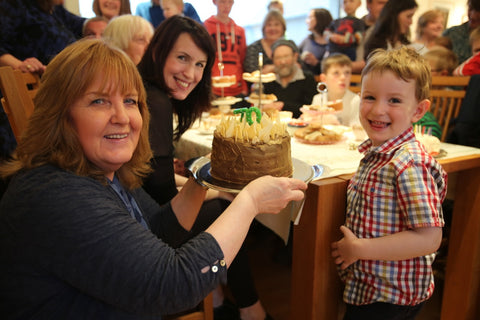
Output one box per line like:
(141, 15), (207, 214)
(267, 0), (284, 15)
(331, 47), (447, 319)
(420, 46), (458, 139)
(424, 46), (459, 76)
(326, 0), (365, 61)
(160, 0), (183, 19)
(204, 0), (248, 99)
(312, 53), (360, 126)
(453, 26), (480, 75)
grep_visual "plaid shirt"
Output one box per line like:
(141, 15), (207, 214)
(341, 127), (447, 306)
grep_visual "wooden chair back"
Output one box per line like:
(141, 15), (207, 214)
(429, 76), (470, 142)
(349, 74), (362, 94)
(0, 66), (40, 142)
(166, 292), (213, 320)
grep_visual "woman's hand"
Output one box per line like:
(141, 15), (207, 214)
(242, 176), (307, 215)
(18, 57), (46, 74)
(331, 225), (360, 270)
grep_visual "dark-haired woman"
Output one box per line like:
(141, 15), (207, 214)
(363, 0), (418, 60)
(138, 16), (274, 320)
(298, 8), (333, 75)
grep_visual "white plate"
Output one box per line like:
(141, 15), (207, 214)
(245, 97), (277, 105)
(242, 73), (276, 83)
(211, 97), (242, 106)
(212, 82), (236, 88)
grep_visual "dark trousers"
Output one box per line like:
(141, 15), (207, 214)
(164, 198), (259, 308)
(343, 301), (425, 320)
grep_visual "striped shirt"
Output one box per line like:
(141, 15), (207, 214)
(341, 127), (447, 306)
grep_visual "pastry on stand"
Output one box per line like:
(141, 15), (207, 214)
(212, 72), (240, 113)
(296, 82), (345, 145)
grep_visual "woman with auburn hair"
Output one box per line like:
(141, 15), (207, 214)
(363, 0), (418, 60)
(0, 38), (306, 319)
(92, 0), (131, 21)
(410, 10), (445, 54)
(103, 14), (154, 65)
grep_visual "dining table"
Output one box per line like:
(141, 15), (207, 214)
(174, 121), (480, 320)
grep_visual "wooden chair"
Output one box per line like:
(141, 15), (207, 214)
(0, 66), (40, 141)
(429, 76), (470, 142)
(349, 74), (362, 94)
(165, 292), (213, 320)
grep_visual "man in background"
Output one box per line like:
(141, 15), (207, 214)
(263, 39), (317, 119)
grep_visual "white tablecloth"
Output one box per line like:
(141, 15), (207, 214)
(174, 126), (480, 242)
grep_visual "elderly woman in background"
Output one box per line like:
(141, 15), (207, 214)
(298, 8), (333, 75)
(0, 38), (306, 319)
(409, 9), (445, 54)
(103, 14), (154, 65)
(244, 9), (286, 73)
(93, 0), (131, 21)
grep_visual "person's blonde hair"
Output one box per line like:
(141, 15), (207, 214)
(416, 10), (444, 39)
(423, 47), (458, 75)
(0, 39), (152, 189)
(321, 53), (352, 74)
(92, 0), (132, 18)
(362, 47), (431, 101)
(103, 15), (154, 52)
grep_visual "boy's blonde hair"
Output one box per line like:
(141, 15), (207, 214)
(161, 0), (184, 10)
(321, 53), (352, 74)
(362, 47), (431, 101)
(423, 47), (458, 75)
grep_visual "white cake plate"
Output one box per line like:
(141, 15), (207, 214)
(188, 157), (322, 193)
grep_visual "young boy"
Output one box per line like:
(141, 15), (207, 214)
(160, 0), (183, 19)
(312, 53), (360, 126)
(424, 46), (458, 77)
(331, 47), (447, 319)
(204, 0), (248, 98)
(326, 0), (365, 61)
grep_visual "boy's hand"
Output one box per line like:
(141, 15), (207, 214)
(331, 225), (360, 270)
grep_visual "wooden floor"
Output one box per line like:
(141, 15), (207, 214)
(244, 222), (443, 320)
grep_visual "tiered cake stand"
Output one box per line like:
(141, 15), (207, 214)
(243, 53), (277, 108)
